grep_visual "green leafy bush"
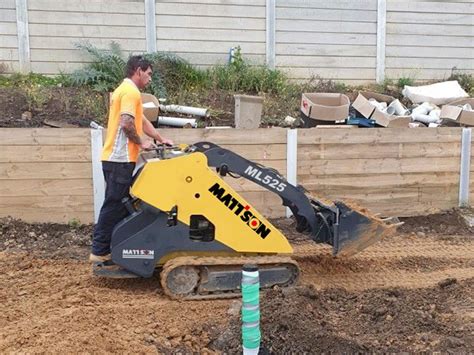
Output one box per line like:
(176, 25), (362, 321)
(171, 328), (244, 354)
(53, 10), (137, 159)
(70, 41), (205, 98)
(70, 41), (127, 93)
(143, 52), (208, 98)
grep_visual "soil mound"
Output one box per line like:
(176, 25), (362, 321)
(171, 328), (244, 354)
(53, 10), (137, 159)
(0, 216), (91, 259)
(213, 280), (473, 353)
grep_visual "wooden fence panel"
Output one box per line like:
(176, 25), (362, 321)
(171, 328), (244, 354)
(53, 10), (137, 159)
(0, 128), (287, 223)
(298, 127), (462, 217)
(0, 128), (93, 223)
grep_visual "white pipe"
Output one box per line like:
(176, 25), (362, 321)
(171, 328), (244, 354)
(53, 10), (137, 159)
(385, 99), (409, 116)
(158, 116), (197, 128)
(429, 109), (441, 120)
(159, 104), (209, 117)
(411, 102), (436, 116)
(412, 113), (440, 124)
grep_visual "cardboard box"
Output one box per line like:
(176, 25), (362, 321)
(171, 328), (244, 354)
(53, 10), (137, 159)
(440, 98), (474, 126)
(352, 91), (411, 128)
(300, 93), (350, 127)
(141, 93), (160, 122)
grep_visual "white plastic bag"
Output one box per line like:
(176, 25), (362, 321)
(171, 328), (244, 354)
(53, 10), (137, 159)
(402, 80), (468, 105)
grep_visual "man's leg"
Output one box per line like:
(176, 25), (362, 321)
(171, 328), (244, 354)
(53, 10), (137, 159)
(91, 162), (135, 257)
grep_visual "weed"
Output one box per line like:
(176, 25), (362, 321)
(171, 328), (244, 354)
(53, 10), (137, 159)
(206, 47), (289, 94)
(72, 89), (108, 123)
(24, 85), (51, 112)
(143, 51), (208, 98)
(68, 218), (81, 228)
(0, 72), (70, 88)
(304, 76), (347, 93)
(0, 62), (9, 74)
(448, 68), (474, 96)
(397, 77), (414, 88)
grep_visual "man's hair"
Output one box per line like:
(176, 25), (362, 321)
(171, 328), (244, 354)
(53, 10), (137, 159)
(125, 55), (153, 78)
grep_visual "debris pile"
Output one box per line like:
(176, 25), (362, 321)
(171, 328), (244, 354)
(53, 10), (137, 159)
(299, 80), (472, 129)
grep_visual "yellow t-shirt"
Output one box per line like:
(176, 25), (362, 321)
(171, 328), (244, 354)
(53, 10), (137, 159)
(101, 79), (144, 163)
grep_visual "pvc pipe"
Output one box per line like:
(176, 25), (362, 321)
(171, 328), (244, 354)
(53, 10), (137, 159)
(386, 99), (409, 116)
(412, 113), (440, 124)
(385, 106), (396, 115)
(158, 116), (197, 128)
(241, 265), (260, 355)
(159, 104), (209, 117)
(411, 102), (435, 116)
(429, 109), (441, 120)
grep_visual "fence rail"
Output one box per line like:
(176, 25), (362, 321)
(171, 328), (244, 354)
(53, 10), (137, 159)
(0, 127), (470, 224)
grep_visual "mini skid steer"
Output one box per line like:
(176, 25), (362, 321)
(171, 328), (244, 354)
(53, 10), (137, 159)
(94, 142), (398, 300)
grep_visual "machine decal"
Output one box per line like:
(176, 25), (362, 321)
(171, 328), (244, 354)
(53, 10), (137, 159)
(244, 166), (287, 192)
(208, 182), (271, 239)
(122, 249), (155, 259)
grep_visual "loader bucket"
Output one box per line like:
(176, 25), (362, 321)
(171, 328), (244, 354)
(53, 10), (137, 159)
(332, 201), (397, 257)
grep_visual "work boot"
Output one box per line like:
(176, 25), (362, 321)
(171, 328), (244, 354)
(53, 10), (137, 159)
(89, 253), (111, 263)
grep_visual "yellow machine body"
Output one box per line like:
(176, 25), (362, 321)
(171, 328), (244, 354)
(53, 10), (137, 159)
(131, 152), (293, 259)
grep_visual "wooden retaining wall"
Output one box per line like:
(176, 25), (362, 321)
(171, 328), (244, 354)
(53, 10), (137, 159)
(0, 127), (469, 224)
(0, 129), (93, 223)
(298, 128), (463, 217)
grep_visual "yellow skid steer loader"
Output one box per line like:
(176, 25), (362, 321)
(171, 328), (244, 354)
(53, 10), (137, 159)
(94, 142), (398, 300)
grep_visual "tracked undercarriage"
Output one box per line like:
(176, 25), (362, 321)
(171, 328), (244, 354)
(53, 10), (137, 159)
(161, 256), (299, 300)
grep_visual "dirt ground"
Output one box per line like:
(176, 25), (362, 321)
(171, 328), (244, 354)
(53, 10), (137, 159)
(0, 87), (108, 128)
(0, 87), (236, 128)
(1, 211), (473, 353)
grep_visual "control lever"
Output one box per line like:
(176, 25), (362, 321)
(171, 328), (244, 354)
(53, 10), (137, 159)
(167, 205), (178, 227)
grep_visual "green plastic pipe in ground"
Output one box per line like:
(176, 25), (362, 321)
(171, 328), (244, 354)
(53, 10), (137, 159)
(242, 264), (260, 355)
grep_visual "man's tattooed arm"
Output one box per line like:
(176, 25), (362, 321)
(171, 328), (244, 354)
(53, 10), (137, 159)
(120, 114), (141, 145)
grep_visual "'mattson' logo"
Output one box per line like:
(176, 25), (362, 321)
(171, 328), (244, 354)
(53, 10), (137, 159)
(208, 183), (271, 239)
